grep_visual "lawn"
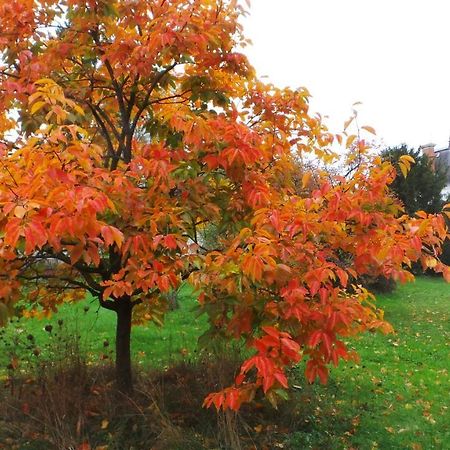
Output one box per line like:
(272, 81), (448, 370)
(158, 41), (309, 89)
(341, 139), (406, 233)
(286, 277), (450, 449)
(0, 277), (449, 449)
(0, 283), (205, 373)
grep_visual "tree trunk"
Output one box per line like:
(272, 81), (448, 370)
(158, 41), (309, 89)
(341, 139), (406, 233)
(115, 297), (133, 393)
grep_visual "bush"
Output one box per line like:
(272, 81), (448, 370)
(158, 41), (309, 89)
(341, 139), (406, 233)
(358, 274), (397, 294)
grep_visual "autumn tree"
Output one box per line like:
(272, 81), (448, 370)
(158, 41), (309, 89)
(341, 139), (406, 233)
(0, 0), (449, 406)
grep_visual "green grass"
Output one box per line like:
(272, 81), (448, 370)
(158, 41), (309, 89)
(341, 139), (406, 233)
(0, 277), (449, 449)
(0, 283), (206, 373)
(286, 277), (450, 449)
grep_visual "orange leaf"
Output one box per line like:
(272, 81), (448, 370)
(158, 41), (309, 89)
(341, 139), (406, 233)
(4, 218), (21, 247)
(361, 125), (376, 135)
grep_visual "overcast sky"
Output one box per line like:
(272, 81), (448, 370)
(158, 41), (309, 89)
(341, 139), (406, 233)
(242, 0), (450, 150)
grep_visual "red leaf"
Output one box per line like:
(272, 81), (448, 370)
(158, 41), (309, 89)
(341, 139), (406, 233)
(70, 243), (84, 264)
(4, 218), (21, 247)
(261, 326), (280, 338)
(280, 337), (301, 362)
(213, 392), (225, 410)
(262, 373), (275, 393)
(163, 235), (177, 250)
(317, 365), (329, 384)
(273, 370), (288, 388)
(321, 332), (332, 357)
(336, 268), (349, 287)
(226, 388), (241, 411)
(235, 373), (245, 385)
(305, 360), (317, 383)
(24, 221), (47, 254)
(101, 225), (114, 246)
(77, 442), (91, 450)
(240, 356), (257, 374)
(309, 280), (320, 296)
(308, 330), (322, 348)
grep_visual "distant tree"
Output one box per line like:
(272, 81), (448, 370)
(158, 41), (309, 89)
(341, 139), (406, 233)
(381, 145), (447, 215)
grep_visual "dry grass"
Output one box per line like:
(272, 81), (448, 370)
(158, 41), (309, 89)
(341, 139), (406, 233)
(0, 340), (249, 449)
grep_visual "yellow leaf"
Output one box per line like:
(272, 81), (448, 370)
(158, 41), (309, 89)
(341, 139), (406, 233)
(361, 125), (376, 135)
(399, 154), (415, 164)
(302, 172), (312, 189)
(35, 78), (55, 85)
(399, 162), (408, 178)
(425, 257), (437, 268)
(344, 117), (354, 131)
(13, 205), (27, 219)
(30, 101), (47, 115)
(415, 210), (428, 219)
(74, 104), (85, 116)
(28, 92), (42, 104)
(346, 135), (357, 148)
(101, 419), (109, 429)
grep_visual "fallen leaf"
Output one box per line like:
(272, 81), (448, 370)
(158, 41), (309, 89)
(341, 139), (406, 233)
(77, 443), (91, 450)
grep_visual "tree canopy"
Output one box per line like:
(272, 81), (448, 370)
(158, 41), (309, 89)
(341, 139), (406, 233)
(381, 145), (447, 215)
(0, 0), (449, 410)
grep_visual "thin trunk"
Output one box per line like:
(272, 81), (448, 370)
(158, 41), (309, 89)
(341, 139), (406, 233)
(115, 297), (133, 393)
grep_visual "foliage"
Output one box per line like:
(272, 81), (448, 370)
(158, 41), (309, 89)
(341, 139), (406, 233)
(381, 145), (447, 215)
(0, 0), (449, 408)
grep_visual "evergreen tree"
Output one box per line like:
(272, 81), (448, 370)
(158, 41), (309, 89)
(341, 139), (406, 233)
(381, 145), (447, 215)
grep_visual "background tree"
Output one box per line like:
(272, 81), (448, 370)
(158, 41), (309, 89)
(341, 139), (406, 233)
(381, 145), (447, 215)
(0, 0), (449, 409)
(381, 144), (450, 270)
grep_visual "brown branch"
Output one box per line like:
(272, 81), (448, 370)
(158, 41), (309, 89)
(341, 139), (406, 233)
(85, 101), (118, 165)
(52, 252), (106, 276)
(89, 101), (121, 142)
(149, 90), (191, 105)
(0, 70), (20, 79)
(0, 160), (19, 187)
(129, 62), (178, 137)
(102, 59), (131, 162)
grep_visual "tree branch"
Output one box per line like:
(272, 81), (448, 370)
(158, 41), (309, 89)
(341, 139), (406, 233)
(129, 62), (178, 138)
(85, 101), (118, 166)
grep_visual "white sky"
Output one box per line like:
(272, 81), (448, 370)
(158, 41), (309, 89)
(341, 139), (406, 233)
(242, 0), (450, 150)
